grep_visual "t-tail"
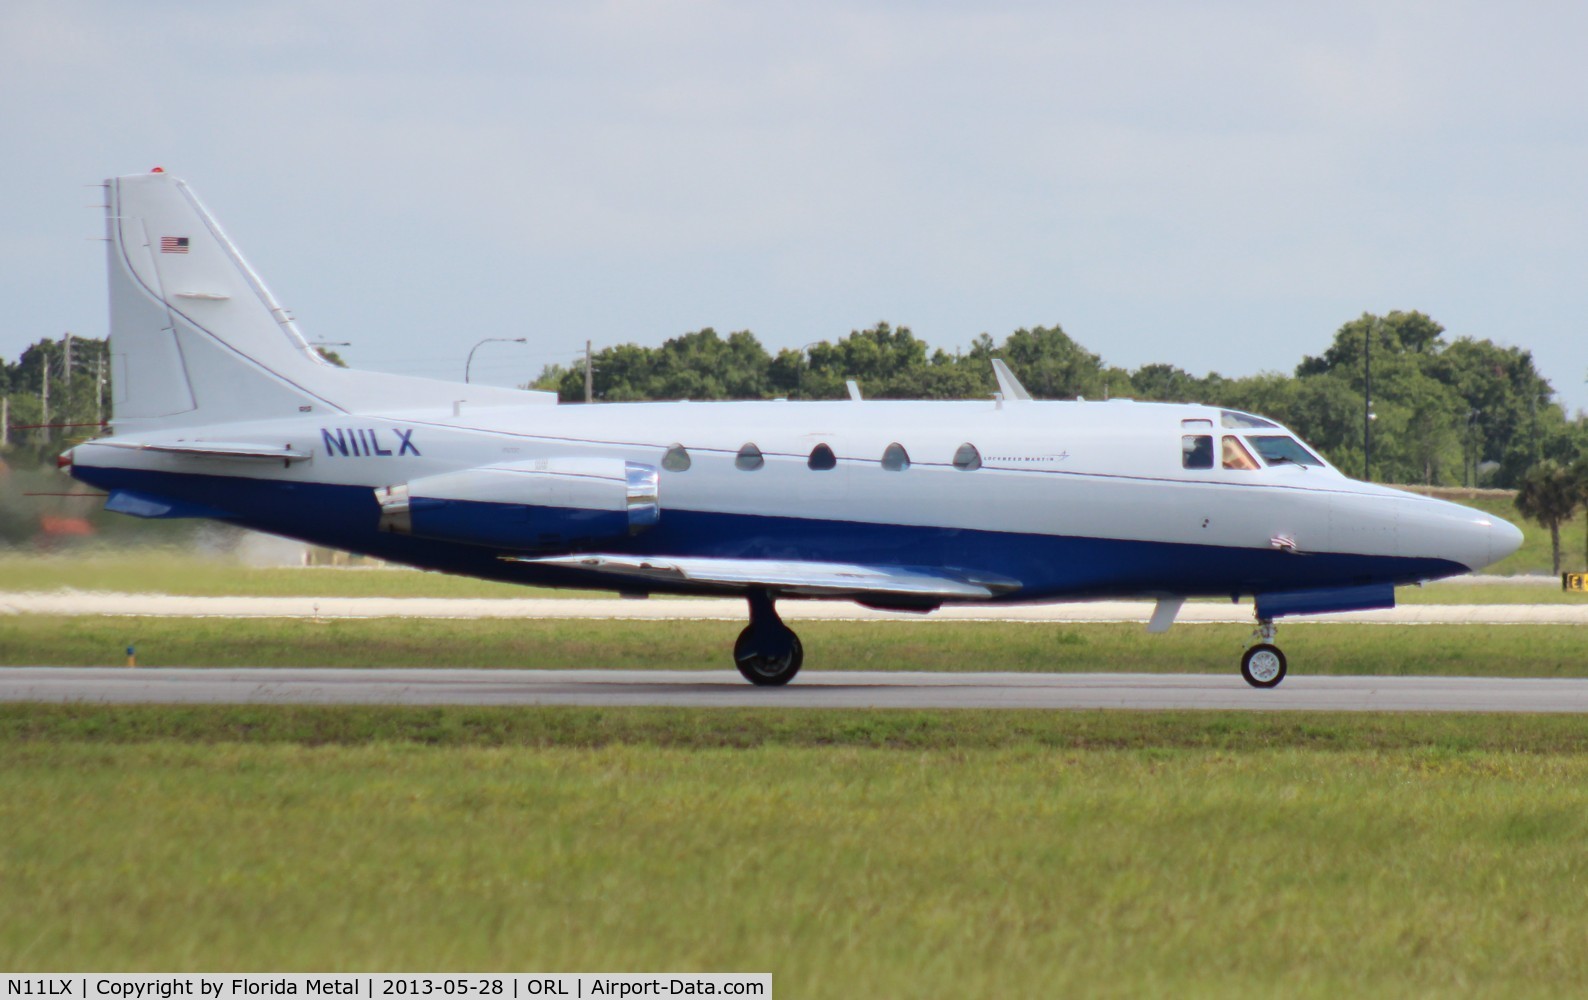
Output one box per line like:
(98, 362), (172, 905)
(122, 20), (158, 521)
(103, 170), (549, 432)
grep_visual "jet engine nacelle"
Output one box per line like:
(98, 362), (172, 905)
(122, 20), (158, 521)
(375, 458), (659, 550)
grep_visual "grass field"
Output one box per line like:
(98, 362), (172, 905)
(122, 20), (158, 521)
(1397, 582), (1582, 604)
(0, 551), (559, 599)
(2, 706), (1587, 994)
(4, 615), (1588, 676)
(6, 506), (1587, 992)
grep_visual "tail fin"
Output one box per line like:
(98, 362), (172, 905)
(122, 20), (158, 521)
(105, 171), (549, 430)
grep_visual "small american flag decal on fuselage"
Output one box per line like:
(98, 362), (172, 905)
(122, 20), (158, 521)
(160, 236), (189, 253)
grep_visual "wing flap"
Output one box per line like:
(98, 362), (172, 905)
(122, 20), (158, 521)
(509, 553), (1015, 600)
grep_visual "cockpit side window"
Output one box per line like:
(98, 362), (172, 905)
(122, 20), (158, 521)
(1222, 435), (1260, 470)
(1180, 418), (1214, 470)
(1249, 435), (1323, 467)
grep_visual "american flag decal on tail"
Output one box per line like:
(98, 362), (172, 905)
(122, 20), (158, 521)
(159, 236), (189, 254)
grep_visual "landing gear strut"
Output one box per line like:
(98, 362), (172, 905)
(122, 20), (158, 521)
(1241, 616), (1287, 688)
(734, 589), (803, 686)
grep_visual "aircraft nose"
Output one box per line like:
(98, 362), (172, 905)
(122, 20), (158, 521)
(1457, 510), (1524, 572)
(1397, 494), (1526, 573)
(1487, 515), (1524, 568)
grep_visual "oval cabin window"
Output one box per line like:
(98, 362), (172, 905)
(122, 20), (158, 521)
(735, 443), (765, 471)
(881, 442), (910, 471)
(952, 443), (981, 471)
(662, 444), (692, 472)
(808, 444), (837, 471)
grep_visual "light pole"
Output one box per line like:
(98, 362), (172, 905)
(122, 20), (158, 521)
(795, 341), (822, 398)
(465, 337), (528, 384)
(1363, 319), (1374, 481)
(1466, 408), (1481, 487)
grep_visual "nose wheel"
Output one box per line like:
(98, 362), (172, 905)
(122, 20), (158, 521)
(1241, 618), (1287, 688)
(734, 588), (804, 686)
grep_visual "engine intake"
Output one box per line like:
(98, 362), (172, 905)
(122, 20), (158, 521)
(376, 458), (659, 550)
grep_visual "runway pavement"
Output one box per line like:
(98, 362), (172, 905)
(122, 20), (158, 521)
(4, 667), (1588, 712)
(5, 592), (1588, 624)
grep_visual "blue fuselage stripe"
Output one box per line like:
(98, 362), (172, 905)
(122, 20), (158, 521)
(73, 466), (1464, 600)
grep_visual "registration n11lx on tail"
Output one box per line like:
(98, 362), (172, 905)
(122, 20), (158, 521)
(64, 171), (1524, 687)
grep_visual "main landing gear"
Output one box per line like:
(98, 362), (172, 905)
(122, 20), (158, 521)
(1241, 616), (1287, 688)
(734, 589), (803, 686)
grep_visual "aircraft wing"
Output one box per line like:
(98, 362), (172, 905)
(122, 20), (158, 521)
(509, 553), (1017, 600)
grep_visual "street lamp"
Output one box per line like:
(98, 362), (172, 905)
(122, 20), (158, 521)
(465, 337), (528, 384)
(1363, 319), (1374, 481)
(795, 341), (823, 398)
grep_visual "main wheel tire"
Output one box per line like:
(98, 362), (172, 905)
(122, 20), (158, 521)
(733, 626), (804, 686)
(1241, 643), (1287, 688)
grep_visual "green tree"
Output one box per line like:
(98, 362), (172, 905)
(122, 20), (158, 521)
(534, 329), (776, 402)
(1516, 460), (1580, 575)
(2, 335), (110, 466)
(1129, 363), (1210, 403)
(968, 325), (1107, 399)
(802, 323), (929, 399)
(1294, 311), (1563, 486)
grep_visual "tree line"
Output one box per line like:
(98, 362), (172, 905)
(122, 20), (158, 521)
(533, 311), (1572, 490)
(1, 312), (1576, 496)
(1, 334), (110, 464)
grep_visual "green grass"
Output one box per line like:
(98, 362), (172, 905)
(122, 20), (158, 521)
(3, 711), (1588, 994)
(5, 615), (1588, 676)
(7, 703), (1588, 752)
(0, 550), (572, 598)
(1399, 582), (1582, 603)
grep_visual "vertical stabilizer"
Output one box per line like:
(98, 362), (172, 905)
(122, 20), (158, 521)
(105, 171), (553, 432)
(107, 172), (337, 428)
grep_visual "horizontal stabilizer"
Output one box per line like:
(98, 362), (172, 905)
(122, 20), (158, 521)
(99, 440), (312, 462)
(509, 554), (1017, 600)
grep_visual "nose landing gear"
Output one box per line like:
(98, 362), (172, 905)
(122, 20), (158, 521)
(733, 588), (803, 686)
(1241, 617), (1287, 688)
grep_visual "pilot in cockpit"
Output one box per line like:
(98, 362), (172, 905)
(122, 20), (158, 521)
(1222, 435), (1261, 470)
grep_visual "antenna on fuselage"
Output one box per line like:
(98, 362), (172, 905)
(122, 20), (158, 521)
(990, 359), (1032, 402)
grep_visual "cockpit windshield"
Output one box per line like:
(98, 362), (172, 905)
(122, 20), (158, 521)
(1248, 435), (1323, 468)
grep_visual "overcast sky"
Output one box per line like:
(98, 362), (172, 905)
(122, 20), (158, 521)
(4, 1), (1586, 410)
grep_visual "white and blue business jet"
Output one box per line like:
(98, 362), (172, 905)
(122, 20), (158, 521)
(64, 170), (1524, 688)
